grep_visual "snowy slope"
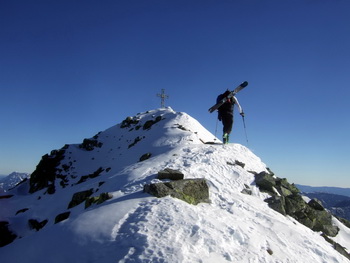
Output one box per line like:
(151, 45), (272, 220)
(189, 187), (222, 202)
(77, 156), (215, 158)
(0, 107), (349, 262)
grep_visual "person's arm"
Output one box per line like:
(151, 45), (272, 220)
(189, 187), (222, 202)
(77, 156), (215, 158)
(232, 96), (244, 116)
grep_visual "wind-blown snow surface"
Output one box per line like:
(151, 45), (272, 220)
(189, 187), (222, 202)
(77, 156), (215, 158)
(1, 108), (349, 262)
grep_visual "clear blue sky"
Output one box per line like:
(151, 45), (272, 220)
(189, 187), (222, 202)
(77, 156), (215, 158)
(1, 0), (349, 187)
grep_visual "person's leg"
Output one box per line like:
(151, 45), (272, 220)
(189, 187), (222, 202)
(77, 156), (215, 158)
(222, 116), (233, 143)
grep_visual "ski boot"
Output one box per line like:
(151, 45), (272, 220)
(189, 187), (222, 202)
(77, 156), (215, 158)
(223, 133), (229, 144)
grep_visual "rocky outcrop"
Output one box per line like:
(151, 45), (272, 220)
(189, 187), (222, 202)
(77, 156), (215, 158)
(29, 149), (66, 194)
(254, 171), (339, 237)
(143, 116), (163, 130)
(79, 138), (103, 151)
(0, 221), (17, 247)
(120, 116), (140, 128)
(144, 178), (210, 205)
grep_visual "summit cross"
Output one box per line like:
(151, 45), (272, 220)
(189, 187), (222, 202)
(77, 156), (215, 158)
(156, 89), (169, 108)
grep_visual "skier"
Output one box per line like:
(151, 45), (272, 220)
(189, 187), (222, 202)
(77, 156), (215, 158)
(217, 90), (244, 144)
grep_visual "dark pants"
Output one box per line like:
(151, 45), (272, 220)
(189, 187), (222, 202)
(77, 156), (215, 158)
(221, 114), (233, 135)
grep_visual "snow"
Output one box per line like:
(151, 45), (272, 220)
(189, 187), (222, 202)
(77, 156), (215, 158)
(0, 107), (349, 262)
(0, 172), (30, 193)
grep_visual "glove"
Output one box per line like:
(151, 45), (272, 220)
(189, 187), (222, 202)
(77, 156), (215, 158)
(240, 112), (245, 117)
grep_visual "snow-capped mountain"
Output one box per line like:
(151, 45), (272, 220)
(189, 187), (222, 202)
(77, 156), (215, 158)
(0, 172), (30, 193)
(0, 108), (349, 262)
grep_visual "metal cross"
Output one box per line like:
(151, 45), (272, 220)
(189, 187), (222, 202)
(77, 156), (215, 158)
(156, 89), (169, 108)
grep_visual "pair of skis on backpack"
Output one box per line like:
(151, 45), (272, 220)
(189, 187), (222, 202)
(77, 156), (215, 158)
(208, 81), (248, 113)
(206, 81), (248, 144)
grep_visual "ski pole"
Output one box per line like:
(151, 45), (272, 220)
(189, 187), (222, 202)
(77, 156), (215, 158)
(241, 115), (249, 147)
(214, 118), (219, 141)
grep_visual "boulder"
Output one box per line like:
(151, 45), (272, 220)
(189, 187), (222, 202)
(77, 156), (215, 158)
(265, 196), (286, 215)
(157, 168), (184, 181)
(144, 178), (210, 205)
(285, 194), (307, 215)
(254, 172), (276, 194)
(85, 192), (113, 208)
(308, 198), (325, 211)
(68, 189), (94, 209)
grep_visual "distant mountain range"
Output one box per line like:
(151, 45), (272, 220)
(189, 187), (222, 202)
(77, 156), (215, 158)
(0, 172), (30, 193)
(296, 184), (350, 197)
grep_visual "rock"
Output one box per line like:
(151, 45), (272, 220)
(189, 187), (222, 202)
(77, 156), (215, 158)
(276, 178), (299, 194)
(308, 199), (325, 211)
(144, 178), (210, 205)
(235, 160), (246, 168)
(0, 221), (17, 247)
(254, 172), (276, 194)
(85, 192), (113, 208)
(312, 209), (338, 237)
(277, 186), (293, 197)
(321, 224), (340, 237)
(265, 196), (286, 215)
(241, 184), (252, 195)
(139, 153), (152, 162)
(76, 167), (105, 185)
(157, 168), (184, 181)
(79, 138), (103, 151)
(255, 173), (339, 238)
(55, 212), (71, 224)
(15, 208), (29, 215)
(28, 219), (48, 231)
(0, 195), (14, 199)
(128, 136), (143, 148)
(68, 189), (94, 209)
(285, 194), (306, 215)
(29, 149), (66, 193)
(322, 234), (350, 260)
(121, 116), (139, 128)
(143, 116), (162, 130)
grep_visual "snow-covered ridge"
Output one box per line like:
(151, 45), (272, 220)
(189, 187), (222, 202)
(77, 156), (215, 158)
(0, 107), (349, 262)
(0, 172), (30, 193)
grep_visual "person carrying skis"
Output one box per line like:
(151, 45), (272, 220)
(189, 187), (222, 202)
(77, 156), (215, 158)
(217, 90), (244, 144)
